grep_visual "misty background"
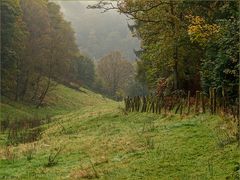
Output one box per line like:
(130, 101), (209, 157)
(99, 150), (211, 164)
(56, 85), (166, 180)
(53, 0), (140, 60)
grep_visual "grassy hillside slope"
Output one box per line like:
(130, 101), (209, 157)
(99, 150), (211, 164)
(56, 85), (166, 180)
(0, 85), (239, 179)
(0, 84), (114, 120)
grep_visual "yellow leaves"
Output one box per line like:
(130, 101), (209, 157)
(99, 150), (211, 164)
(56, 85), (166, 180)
(224, 69), (238, 76)
(188, 15), (205, 25)
(186, 15), (220, 46)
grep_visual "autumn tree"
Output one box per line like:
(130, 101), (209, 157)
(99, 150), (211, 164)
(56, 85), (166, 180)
(90, 0), (203, 92)
(1, 0), (27, 99)
(71, 55), (95, 88)
(187, 1), (239, 100)
(97, 51), (134, 99)
(1, 0), (89, 107)
(91, 0), (239, 99)
(18, 0), (52, 104)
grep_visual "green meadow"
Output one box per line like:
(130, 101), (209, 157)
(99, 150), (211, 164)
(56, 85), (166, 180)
(0, 85), (239, 179)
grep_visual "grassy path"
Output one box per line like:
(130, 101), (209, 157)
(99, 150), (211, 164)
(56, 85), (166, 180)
(0, 85), (239, 179)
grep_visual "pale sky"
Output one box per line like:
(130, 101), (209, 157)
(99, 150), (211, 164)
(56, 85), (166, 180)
(52, 0), (140, 60)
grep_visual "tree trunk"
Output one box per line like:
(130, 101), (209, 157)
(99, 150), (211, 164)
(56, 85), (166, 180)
(15, 57), (21, 101)
(36, 77), (51, 108)
(36, 61), (53, 108)
(15, 72), (20, 101)
(187, 91), (191, 114)
(173, 61), (179, 89)
(20, 71), (29, 101)
(31, 75), (41, 102)
(170, 1), (179, 90)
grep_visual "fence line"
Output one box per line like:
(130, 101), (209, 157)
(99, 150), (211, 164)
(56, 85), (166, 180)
(124, 89), (239, 121)
(124, 89), (240, 144)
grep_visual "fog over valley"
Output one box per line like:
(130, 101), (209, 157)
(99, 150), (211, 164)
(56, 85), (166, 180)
(53, 0), (140, 60)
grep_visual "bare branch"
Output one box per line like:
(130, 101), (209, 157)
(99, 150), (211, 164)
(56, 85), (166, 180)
(87, 0), (172, 23)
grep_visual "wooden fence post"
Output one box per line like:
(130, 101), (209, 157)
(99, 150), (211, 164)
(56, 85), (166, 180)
(237, 99), (240, 147)
(200, 92), (205, 113)
(130, 98), (134, 112)
(222, 88), (226, 113)
(180, 98), (184, 115)
(187, 91), (191, 115)
(133, 96), (136, 112)
(146, 96), (150, 112)
(149, 94), (155, 113)
(163, 97), (167, 115)
(126, 96), (130, 111)
(136, 96), (140, 112)
(155, 96), (159, 114)
(142, 96), (147, 112)
(124, 97), (127, 111)
(176, 98), (184, 115)
(152, 98), (155, 113)
(209, 87), (213, 114)
(149, 96), (152, 112)
(175, 98), (182, 114)
(134, 96), (136, 112)
(213, 88), (217, 114)
(195, 91), (200, 114)
(158, 96), (162, 114)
